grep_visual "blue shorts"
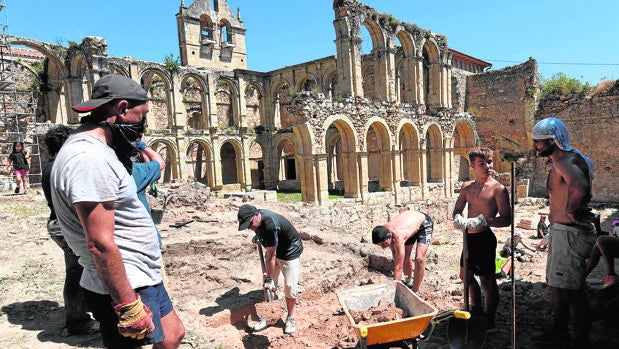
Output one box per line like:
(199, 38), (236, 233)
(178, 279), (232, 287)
(84, 283), (173, 348)
(405, 212), (434, 245)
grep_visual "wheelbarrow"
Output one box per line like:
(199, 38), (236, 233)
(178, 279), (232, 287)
(336, 281), (484, 349)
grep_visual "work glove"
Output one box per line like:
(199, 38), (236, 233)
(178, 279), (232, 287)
(453, 214), (468, 230)
(467, 214), (487, 229)
(113, 294), (155, 340)
(263, 277), (275, 291)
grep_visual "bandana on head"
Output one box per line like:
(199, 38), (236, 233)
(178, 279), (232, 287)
(531, 117), (594, 180)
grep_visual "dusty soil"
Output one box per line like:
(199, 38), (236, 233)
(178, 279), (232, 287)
(1, 183), (618, 349)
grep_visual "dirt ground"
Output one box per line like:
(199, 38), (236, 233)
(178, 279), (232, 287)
(1, 183), (618, 349)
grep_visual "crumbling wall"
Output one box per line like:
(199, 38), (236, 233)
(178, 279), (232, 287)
(465, 59), (538, 173)
(530, 86), (619, 202)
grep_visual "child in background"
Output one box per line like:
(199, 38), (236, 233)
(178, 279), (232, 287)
(6, 141), (30, 194)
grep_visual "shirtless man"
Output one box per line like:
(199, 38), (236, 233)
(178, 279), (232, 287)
(372, 209), (434, 293)
(531, 117), (596, 348)
(453, 147), (512, 333)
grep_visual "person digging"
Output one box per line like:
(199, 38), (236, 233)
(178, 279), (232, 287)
(238, 204), (303, 335)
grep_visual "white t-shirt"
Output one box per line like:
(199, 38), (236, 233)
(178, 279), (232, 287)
(50, 134), (161, 294)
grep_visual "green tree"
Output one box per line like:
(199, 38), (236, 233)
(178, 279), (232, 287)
(539, 72), (591, 97)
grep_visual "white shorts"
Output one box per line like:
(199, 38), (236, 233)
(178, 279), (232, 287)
(273, 257), (301, 299)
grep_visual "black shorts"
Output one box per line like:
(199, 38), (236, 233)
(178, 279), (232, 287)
(405, 212), (433, 246)
(460, 228), (497, 276)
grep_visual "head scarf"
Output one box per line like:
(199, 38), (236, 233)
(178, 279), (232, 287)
(531, 117), (594, 179)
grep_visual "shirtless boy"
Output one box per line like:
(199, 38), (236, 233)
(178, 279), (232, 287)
(372, 209), (434, 293)
(452, 147), (512, 332)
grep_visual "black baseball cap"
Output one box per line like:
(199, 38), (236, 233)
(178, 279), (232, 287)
(238, 204), (258, 230)
(71, 74), (148, 113)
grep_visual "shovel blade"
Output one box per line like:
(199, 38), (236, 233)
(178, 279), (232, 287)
(447, 316), (486, 349)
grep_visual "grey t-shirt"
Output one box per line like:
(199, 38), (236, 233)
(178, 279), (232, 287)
(50, 134), (161, 294)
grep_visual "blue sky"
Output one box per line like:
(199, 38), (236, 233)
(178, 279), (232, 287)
(5, 0), (618, 85)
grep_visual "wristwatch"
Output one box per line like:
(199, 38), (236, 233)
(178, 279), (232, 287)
(135, 141), (147, 150)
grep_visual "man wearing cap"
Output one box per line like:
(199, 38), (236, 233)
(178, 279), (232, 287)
(238, 204), (303, 334)
(50, 74), (185, 348)
(531, 117), (596, 348)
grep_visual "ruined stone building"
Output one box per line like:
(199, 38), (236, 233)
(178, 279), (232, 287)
(2, 0), (617, 204)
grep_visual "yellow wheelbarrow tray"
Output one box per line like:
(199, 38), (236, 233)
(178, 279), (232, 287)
(336, 281), (438, 347)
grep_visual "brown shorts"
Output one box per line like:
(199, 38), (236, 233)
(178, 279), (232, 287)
(546, 223), (595, 289)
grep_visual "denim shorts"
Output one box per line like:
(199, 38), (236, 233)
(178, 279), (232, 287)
(84, 282), (173, 348)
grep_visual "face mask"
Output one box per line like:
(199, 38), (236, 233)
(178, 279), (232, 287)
(102, 117), (146, 174)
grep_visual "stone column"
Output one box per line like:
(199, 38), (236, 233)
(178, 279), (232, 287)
(298, 153), (317, 204)
(333, 17), (363, 97)
(314, 154), (330, 205)
(391, 147), (402, 204)
(414, 57), (425, 106)
(379, 150), (393, 192)
(420, 141), (428, 200)
(374, 47), (396, 102)
(356, 152), (369, 202)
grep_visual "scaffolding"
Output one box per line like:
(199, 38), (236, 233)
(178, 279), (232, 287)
(0, 0), (42, 191)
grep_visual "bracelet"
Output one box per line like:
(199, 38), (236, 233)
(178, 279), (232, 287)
(135, 141), (147, 150)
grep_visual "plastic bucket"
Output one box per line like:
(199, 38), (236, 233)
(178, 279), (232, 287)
(151, 209), (164, 224)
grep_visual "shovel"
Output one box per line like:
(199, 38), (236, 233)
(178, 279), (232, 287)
(447, 228), (487, 349)
(250, 240), (273, 332)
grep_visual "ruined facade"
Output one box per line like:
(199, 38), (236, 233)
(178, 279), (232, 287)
(3, 0), (616, 204)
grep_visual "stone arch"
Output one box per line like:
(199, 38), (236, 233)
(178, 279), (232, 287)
(397, 121), (421, 186)
(394, 29), (418, 104)
(271, 79), (292, 128)
(244, 81), (264, 127)
(219, 138), (242, 185)
(149, 138), (179, 183)
(186, 139), (214, 186)
(422, 38), (441, 107)
(141, 69), (172, 132)
(361, 61), (375, 99)
(361, 18), (386, 50)
(424, 122), (443, 183)
(199, 14), (216, 44)
(275, 136), (298, 189)
(9, 38), (69, 123)
(322, 114), (359, 198)
(297, 74), (318, 93)
(215, 77), (239, 129)
(453, 118), (477, 181)
(248, 140), (265, 189)
(365, 118), (393, 192)
(69, 52), (91, 123)
(181, 74), (208, 131)
(219, 18), (233, 44)
(323, 69), (338, 101)
(109, 63), (130, 77)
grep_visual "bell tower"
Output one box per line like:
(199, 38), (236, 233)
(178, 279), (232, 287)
(176, 0), (247, 69)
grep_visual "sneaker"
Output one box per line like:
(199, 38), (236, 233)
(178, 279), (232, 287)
(532, 330), (571, 343)
(14, 187), (19, 194)
(284, 317), (295, 334)
(603, 274), (618, 289)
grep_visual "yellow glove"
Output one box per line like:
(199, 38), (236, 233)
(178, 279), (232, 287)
(113, 294), (155, 340)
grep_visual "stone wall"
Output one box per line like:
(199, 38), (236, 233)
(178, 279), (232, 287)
(531, 89), (619, 202)
(465, 59), (537, 173)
